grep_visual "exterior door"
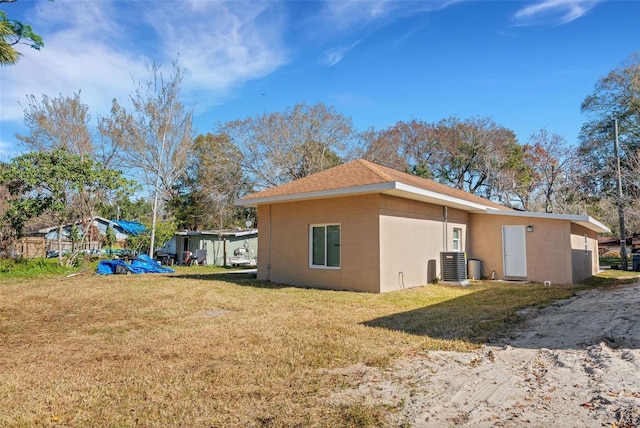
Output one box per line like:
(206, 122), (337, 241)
(503, 225), (527, 277)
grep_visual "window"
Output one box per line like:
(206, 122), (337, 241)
(452, 228), (462, 251)
(310, 224), (340, 268)
(584, 235), (588, 255)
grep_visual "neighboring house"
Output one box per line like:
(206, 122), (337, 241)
(161, 229), (258, 266)
(598, 234), (640, 255)
(32, 217), (145, 255)
(236, 159), (610, 293)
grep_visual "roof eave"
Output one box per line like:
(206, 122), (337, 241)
(389, 183), (503, 212)
(235, 182), (397, 207)
(480, 210), (611, 233)
(236, 181), (503, 212)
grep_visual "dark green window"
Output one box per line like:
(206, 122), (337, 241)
(310, 224), (340, 268)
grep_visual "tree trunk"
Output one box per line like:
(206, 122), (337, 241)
(57, 224), (64, 266)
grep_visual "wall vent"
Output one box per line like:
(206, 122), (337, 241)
(441, 252), (467, 282)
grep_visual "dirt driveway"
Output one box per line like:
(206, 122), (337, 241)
(331, 282), (640, 427)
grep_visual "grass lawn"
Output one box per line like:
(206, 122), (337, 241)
(1, 269), (638, 427)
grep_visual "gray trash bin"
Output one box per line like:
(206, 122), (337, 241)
(468, 259), (482, 280)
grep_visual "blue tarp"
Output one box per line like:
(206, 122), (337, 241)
(96, 254), (175, 275)
(111, 220), (147, 236)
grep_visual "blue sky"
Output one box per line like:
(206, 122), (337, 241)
(0, 0), (638, 160)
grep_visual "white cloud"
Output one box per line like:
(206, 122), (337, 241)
(322, 0), (461, 32)
(314, 0), (461, 66)
(322, 40), (361, 67)
(0, 1), (148, 122)
(0, 1), (289, 127)
(136, 1), (288, 110)
(514, 0), (601, 26)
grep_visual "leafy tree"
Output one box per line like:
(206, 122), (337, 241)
(99, 197), (152, 222)
(218, 102), (352, 190)
(126, 218), (177, 255)
(578, 52), (640, 234)
(69, 224), (80, 253)
(579, 53), (640, 197)
(99, 61), (194, 255)
(0, 150), (134, 266)
(103, 226), (116, 251)
(358, 116), (522, 206)
(169, 133), (248, 231)
(0, 1), (45, 66)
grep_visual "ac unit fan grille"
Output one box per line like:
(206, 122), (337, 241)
(441, 252), (466, 282)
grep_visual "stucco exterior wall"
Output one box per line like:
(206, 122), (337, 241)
(378, 195), (468, 291)
(570, 224), (600, 281)
(468, 214), (575, 284)
(256, 193), (601, 291)
(257, 194), (381, 292)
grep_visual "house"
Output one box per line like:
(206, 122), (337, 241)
(160, 229), (258, 266)
(598, 234), (640, 255)
(236, 159), (610, 293)
(32, 217), (145, 255)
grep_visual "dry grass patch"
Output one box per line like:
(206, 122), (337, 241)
(0, 272), (611, 427)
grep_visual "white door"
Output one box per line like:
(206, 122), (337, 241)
(503, 225), (527, 277)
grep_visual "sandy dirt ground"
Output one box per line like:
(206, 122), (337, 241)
(329, 281), (640, 427)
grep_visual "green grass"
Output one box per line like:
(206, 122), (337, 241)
(580, 268), (640, 286)
(600, 255), (637, 267)
(0, 257), (80, 278)
(0, 256), (249, 280)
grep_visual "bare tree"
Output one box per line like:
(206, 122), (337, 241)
(99, 62), (193, 255)
(359, 120), (439, 177)
(358, 126), (407, 171)
(218, 102), (353, 190)
(431, 116), (520, 200)
(16, 91), (97, 159)
(514, 129), (577, 213)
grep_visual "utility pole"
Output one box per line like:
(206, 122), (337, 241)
(613, 119), (628, 270)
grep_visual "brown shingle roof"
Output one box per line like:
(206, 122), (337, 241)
(238, 159), (509, 211)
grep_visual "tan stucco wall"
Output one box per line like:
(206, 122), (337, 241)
(468, 214), (577, 284)
(257, 194), (471, 293)
(379, 195), (468, 292)
(256, 193), (599, 291)
(256, 194), (381, 292)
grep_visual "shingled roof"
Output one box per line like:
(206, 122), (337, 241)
(237, 159), (509, 212)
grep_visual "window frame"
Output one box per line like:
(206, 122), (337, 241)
(309, 223), (341, 269)
(584, 235), (589, 255)
(452, 227), (462, 252)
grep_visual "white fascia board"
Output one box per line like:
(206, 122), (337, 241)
(481, 210), (611, 233)
(235, 182), (397, 206)
(390, 182), (499, 212)
(177, 229), (259, 237)
(236, 181), (503, 212)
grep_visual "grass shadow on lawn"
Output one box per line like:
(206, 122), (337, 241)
(362, 286), (520, 345)
(362, 281), (625, 347)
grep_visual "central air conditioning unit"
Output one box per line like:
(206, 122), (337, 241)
(441, 252), (467, 282)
